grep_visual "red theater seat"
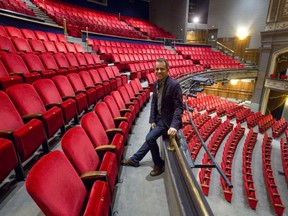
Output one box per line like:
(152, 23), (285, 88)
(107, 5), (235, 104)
(0, 59), (23, 90)
(0, 91), (48, 163)
(52, 75), (88, 115)
(33, 79), (79, 125)
(89, 69), (111, 95)
(53, 52), (78, 74)
(26, 150), (111, 216)
(39, 52), (69, 75)
(43, 40), (58, 53)
(0, 35), (17, 53)
(61, 126), (119, 193)
(28, 39), (47, 54)
(81, 111), (125, 163)
(1, 53), (41, 84)
(6, 84), (65, 139)
(34, 30), (48, 41)
(5, 26), (24, 38)
(20, 29), (37, 40)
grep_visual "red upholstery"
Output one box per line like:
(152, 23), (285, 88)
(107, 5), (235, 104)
(34, 30), (48, 41)
(0, 138), (22, 183)
(134, 78), (150, 101)
(26, 150), (111, 216)
(52, 75), (88, 115)
(65, 52), (87, 71)
(104, 66), (122, 88)
(89, 69), (111, 95)
(94, 102), (129, 143)
(118, 85), (140, 114)
(61, 126), (119, 193)
(43, 40), (57, 53)
(78, 70), (104, 101)
(97, 67), (117, 91)
(74, 43), (84, 53)
(28, 39), (47, 54)
(6, 84), (65, 139)
(130, 79), (148, 104)
(0, 35), (17, 53)
(1, 53), (41, 84)
(67, 73), (97, 107)
(39, 53), (69, 75)
(0, 91), (47, 162)
(0, 26), (9, 38)
(65, 42), (77, 53)
(0, 60), (23, 90)
(11, 37), (33, 54)
(110, 90), (137, 121)
(104, 95), (133, 130)
(46, 32), (58, 42)
(111, 65), (127, 85)
(22, 53), (56, 79)
(53, 52), (78, 73)
(5, 26), (24, 38)
(81, 111), (125, 163)
(75, 53), (93, 69)
(33, 79), (79, 125)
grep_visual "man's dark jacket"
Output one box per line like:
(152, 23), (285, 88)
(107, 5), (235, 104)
(149, 76), (183, 130)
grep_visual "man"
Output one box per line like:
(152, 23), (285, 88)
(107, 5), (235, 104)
(122, 58), (183, 176)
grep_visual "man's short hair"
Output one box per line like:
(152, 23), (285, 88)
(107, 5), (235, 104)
(156, 58), (169, 69)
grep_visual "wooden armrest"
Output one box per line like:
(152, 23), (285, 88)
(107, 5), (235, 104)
(10, 72), (23, 76)
(80, 171), (108, 189)
(22, 113), (43, 121)
(125, 102), (134, 106)
(0, 130), (14, 139)
(62, 95), (75, 100)
(95, 145), (116, 152)
(46, 103), (61, 110)
(85, 86), (95, 90)
(114, 116), (127, 121)
(120, 109), (131, 116)
(106, 128), (122, 141)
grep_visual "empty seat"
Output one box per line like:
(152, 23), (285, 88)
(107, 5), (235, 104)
(0, 138), (23, 183)
(0, 26), (9, 37)
(46, 32), (58, 42)
(1, 53), (41, 84)
(55, 41), (68, 53)
(111, 65), (127, 85)
(97, 67), (117, 91)
(53, 52), (78, 73)
(39, 53), (69, 75)
(0, 59), (23, 90)
(67, 73), (97, 107)
(43, 40), (58, 53)
(65, 42), (77, 53)
(61, 126), (119, 193)
(65, 52), (87, 71)
(78, 70), (105, 101)
(75, 53), (93, 69)
(6, 84), (65, 139)
(26, 150), (111, 216)
(5, 26), (24, 38)
(104, 95), (134, 130)
(33, 79), (79, 125)
(81, 111), (125, 163)
(0, 35), (17, 53)
(52, 75), (88, 115)
(130, 79), (148, 104)
(11, 37), (33, 54)
(21, 29), (37, 40)
(94, 102), (129, 143)
(74, 43), (84, 53)
(34, 30), (48, 41)
(104, 66), (122, 88)
(28, 39), (47, 53)
(118, 85), (140, 114)
(0, 91), (48, 163)
(22, 53), (56, 79)
(56, 34), (67, 43)
(89, 69), (111, 96)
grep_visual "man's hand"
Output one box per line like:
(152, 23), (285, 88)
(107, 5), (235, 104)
(167, 127), (177, 136)
(151, 123), (156, 129)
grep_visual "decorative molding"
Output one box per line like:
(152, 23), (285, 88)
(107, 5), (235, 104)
(265, 21), (288, 31)
(265, 78), (288, 91)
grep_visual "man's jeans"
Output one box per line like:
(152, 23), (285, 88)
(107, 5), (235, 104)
(130, 118), (167, 167)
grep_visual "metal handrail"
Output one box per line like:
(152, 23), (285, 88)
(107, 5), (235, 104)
(216, 41), (235, 54)
(168, 135), (211, 216)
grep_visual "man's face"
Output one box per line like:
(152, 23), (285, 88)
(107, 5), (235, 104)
(155, 61), (168, 81)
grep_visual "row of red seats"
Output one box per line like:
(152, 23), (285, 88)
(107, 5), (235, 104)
(242, 129), (258, 210)
(246, 111), (263, 128)
(0, 35), (84, 55)
(257, 114), (275, 133)
(24, 76), (152, 215)
(235, 108), (252, 123)
(280, 138), (288, 183)
(199, 119), (233, 196)
(216, 101), (235, 116)
(0, 25), (66, 42)
(188, 115), (221, 160)
(0, 0), (35, 17)
(262, 133), (285, 215)
(220, 123), (245, 202)
(226, 104), (245, 119)
(271, 117), (287, 138)
(0, 52), (109, 90)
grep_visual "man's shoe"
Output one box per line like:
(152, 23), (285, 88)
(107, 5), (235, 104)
(121, 158), (140, 167)
(150, 166), (165, 176)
